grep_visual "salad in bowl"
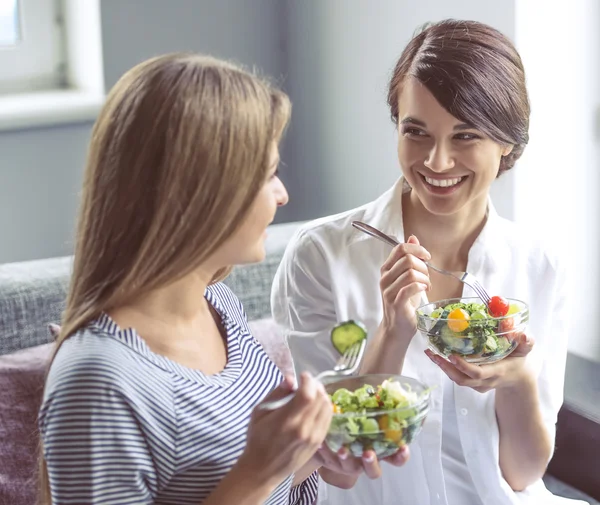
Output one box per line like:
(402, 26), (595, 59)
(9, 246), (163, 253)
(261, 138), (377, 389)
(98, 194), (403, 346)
(323, 374), (430, 459)
(416, 296), (529, 364)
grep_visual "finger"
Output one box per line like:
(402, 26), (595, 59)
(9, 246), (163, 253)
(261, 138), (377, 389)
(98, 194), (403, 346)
(393, 280), (429, 306)
(328, 447), (364, 475)
(312, 389), (334, 445)
(511, 333), (535, 357)
(316, 446), (360, 475)
(290, 376), (331, 443)
(384, 254), (431, 284)
(315, 445), (335, 467)
(285, 372), (319, 417)
(382, 268), (430, 302)
(361, 450), (383, 479)
(447, 354), (487, 381)
(406, 234), (420, 246)
(382, 242), (431, 272)
(273, 375), (324, 452)
(384, 444), (410, 467)
(425, 350), (476, 387)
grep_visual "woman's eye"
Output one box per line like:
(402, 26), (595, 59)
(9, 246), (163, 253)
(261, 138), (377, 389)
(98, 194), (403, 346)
(454, 132), (480, 141)
(402, 127), (427, 137)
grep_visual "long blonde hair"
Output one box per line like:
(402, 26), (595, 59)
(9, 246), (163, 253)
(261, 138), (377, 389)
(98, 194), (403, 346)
(39, 53), (291, 504)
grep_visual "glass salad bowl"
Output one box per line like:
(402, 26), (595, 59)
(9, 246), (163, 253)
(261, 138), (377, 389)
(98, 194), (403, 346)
(322, 374), (430, 459)
(416, 297), (529, 365)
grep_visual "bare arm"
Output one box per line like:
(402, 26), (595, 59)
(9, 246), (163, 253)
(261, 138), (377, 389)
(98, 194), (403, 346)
(201, 464), (279, 505)
(495, 368), (553, 491)
(360, 321), (411, 375)
(291, 459), (320, 487)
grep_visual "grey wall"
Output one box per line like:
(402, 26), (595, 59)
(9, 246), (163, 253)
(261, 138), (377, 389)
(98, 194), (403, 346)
(0, 122), (90, 263)
(0, 0), (516, 264)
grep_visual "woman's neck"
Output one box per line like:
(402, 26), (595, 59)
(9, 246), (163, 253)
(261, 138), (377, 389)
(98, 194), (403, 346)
(109, 266), (219, 347)
(402, 189), (488, 270)
(128, 269), (213, 324)
(109, 266), (230, 373)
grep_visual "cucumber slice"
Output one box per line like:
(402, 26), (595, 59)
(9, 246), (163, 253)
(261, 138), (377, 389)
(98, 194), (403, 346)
(331, 320), (368, 355)
(484, 335), (498, 353)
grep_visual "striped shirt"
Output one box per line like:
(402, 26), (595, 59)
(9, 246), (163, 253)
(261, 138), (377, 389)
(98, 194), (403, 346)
(39, 282), (319, 504)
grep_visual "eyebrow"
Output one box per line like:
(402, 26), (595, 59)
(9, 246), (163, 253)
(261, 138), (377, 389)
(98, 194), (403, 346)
(400, 116), (475, 131)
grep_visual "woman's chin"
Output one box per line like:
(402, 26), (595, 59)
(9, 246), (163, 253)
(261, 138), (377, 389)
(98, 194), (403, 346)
(237, 244), (266, 266)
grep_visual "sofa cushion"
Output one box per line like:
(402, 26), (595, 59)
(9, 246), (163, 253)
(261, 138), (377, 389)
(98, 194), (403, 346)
(0, 342), (52, 505)
(0, 257), (71, 356)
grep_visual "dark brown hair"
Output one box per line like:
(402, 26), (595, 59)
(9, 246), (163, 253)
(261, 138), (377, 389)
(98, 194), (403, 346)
(387, 19), (530, 174)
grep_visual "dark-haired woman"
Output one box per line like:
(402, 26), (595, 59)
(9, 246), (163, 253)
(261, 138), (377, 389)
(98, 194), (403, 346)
(272, 20), (585, 505)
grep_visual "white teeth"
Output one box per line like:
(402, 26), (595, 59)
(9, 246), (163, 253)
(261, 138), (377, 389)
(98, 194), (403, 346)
(424, 176), (464, 187)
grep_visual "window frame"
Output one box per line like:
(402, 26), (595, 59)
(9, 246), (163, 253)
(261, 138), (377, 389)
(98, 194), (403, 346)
(0, 0), (104, 132)
(0, 0), (65, 95)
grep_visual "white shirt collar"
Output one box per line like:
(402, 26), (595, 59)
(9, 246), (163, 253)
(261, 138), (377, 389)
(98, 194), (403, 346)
(355, 176), (507, 274)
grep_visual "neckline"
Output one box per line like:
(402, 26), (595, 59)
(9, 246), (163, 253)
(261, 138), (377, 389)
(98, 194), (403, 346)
(93, 285), (244, 387)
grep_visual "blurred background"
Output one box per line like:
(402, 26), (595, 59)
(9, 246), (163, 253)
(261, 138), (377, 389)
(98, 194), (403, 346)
(0, 0), (598, 362)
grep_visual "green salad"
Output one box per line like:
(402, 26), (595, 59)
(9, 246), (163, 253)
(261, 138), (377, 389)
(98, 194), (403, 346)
(422, 300), (520, 359)
(326, 378), (428, 458)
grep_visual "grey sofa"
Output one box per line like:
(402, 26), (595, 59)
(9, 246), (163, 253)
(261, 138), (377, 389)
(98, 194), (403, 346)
(0, 221), (598, 505)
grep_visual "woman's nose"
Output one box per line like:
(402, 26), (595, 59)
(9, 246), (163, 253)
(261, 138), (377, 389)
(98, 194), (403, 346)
(276, 179), (289, 207)
(424, 142), (455, 172)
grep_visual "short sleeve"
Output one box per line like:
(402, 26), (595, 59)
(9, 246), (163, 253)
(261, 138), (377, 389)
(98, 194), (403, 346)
(271, 230), (340, 377)
(289, 471), (319, 505)
(39, 350), (163, 504)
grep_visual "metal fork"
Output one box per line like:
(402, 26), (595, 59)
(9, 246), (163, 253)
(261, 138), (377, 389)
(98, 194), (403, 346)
(259, 338), (367, 411)
(351, 220), (491, 305)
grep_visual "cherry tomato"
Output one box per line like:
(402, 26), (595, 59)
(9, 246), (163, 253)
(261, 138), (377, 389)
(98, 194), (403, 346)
(488, 295), (509, 317)
(447, 308), (470, 332)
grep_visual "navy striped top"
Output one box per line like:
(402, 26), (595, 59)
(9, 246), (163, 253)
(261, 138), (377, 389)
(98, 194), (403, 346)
(39, 282), (319, 504)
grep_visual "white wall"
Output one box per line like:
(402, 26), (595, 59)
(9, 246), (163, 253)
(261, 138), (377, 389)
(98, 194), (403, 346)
(515, 0), (600, 362)
(283, 0), (517, 221)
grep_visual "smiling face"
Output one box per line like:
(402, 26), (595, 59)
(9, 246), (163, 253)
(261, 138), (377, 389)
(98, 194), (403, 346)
(397, 78), (513, 217)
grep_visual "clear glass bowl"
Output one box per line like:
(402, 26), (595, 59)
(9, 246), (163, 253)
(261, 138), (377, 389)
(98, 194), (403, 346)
(416, 297), (529, 364)
(322, 374), (430, 459)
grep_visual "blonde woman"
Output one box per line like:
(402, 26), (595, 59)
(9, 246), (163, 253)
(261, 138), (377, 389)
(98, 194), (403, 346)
(38, 54), (336, 505)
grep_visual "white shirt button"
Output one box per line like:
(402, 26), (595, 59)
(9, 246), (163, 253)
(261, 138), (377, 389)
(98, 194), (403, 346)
(460, 408), (468, 416)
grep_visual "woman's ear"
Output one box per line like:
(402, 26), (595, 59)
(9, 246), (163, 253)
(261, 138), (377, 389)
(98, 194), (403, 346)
(502, 144), (514, 157)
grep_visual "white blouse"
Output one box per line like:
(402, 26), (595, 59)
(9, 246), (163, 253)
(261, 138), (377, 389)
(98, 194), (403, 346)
(271, 178), (587, 505)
